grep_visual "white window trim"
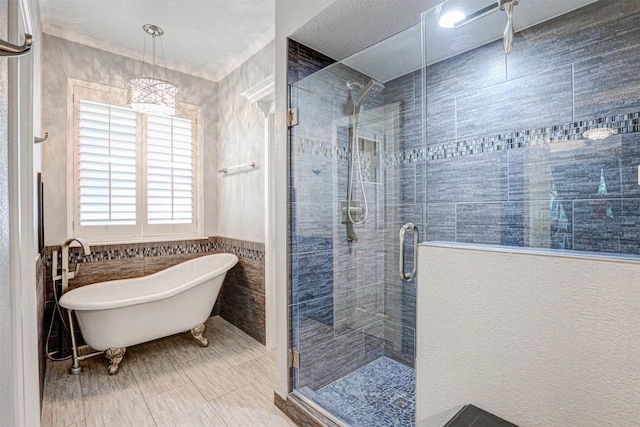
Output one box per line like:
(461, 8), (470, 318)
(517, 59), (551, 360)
(67, 78), (203, 244)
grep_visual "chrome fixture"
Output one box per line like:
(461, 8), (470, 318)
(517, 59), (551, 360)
(351, 79), (385, 106)
(127, 24), (179, 116)
(399, 223), (419, 281)
(55, 237), (92, 374)
(441, 0), (519, 54)
(60, 237), (91, 294)
(218, 161), (256, 174)
(344, 79), (385, 233)
(499, 0), (518, 54)
(34, 132), (48, 144)
(0, 33), (32, 57)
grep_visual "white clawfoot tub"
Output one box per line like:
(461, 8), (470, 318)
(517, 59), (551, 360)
(59, 253), (238, 374)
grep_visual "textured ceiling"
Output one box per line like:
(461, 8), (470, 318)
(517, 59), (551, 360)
(39, 0), (276, 82)
(39, 0), (599, 84)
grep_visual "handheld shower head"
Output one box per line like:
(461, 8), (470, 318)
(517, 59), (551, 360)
(348, 79), (385, 106)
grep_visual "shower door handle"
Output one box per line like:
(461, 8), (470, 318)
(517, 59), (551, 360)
(0, 33), (32, 57)
(399, 223), (419, 281)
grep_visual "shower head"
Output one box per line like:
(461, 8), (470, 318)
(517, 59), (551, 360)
(348, 79), (385, 106)
(499, 0), (518, 54)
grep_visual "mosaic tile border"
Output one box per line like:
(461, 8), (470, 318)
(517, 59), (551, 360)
(384, 148), (426, 167)
(294, 136), (426, 168)
(428, 111), (640, 160)
(215, 237), (265, 262)
(43, 236), (265, 267)
(294, 137), (349, 160)
(294, 112), (640, 164)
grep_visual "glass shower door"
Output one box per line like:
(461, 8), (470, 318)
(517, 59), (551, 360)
(288, 24), (423, 426)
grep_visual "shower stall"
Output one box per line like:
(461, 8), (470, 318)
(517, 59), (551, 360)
(287, 0), (640, 425)
(288, 27), (422, 425)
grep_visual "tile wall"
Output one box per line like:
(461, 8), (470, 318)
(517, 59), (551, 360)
(213, 237), (266, 344)
(41, 236), (266, 375)
(382, 70), (422, 367)
(424, 0), (640, 255)
(288, 40), (420, 391)
(287, 0), (640, 395)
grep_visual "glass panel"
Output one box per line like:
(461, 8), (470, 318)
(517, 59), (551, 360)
(288, 25), (422, 426)
(423, 0), (640, 258)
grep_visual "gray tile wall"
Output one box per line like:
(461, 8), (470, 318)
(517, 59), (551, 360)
(424, 0), (640, 256)
(289, 40), (394, 390)
(289, 40), (421, 391)
(287, 0), (640, 399)
(382, 71), (423, 367)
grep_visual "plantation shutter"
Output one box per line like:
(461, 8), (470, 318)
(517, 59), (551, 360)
(146, 114), (194, 224)
(72, 81), (200, 240)
(78, 101), (137, 225)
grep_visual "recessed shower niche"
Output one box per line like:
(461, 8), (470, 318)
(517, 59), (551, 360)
(353, 136), (381, 184)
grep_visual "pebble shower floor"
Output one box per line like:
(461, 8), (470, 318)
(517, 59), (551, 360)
(313, 356), (415, 426)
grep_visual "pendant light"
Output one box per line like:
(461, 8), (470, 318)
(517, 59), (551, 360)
(126, 24), (179, 116)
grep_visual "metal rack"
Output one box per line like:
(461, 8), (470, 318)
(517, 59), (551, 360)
(218, 162), (256, 175)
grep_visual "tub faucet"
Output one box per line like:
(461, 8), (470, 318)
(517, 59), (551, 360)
(60, 237), (91, 293)
(56, 237), (91, 375)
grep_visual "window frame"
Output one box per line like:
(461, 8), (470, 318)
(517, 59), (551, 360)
(68, 79), (203, 243)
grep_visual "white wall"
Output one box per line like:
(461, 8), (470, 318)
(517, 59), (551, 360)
(217, 41), (274, 243)
(0, 0), (15, 422)
(2, 0), (41, 424)
(41, 35), (219, 245)
(417, 244), (640, 426)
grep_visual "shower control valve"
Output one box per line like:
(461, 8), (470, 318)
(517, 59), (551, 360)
(341, 200), (364, 223)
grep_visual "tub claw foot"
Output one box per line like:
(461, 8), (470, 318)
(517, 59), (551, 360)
(105, 347), (126, 375)
(190, 323), (208, 347)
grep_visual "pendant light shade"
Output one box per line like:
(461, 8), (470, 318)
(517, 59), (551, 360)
(127, 24), (179, 116)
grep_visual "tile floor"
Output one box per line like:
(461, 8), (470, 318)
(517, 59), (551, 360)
(313, 357), (415, 427)
(41, 316), (295, 427)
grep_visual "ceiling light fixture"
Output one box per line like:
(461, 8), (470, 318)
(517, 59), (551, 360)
(439, 10), (466, 28)
(127, 24), (179, 116)
(583, 128), (615, 140)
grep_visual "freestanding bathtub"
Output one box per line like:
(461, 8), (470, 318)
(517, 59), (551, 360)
(59, 253), (238, 374)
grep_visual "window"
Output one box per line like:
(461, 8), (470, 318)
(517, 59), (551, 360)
(70, 81), (201, 241)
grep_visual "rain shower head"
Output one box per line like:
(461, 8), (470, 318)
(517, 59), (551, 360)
(348, 79), (385, 106)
